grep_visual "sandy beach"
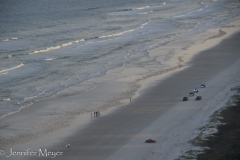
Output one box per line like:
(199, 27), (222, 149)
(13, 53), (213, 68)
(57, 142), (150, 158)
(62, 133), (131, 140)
(1, 25), (240, 160)
(63, 31), (240, 160)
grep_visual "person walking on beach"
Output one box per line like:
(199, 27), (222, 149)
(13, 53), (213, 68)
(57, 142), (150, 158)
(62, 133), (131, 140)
(66, 144), (70, 148)
(96, 111), (100, 117)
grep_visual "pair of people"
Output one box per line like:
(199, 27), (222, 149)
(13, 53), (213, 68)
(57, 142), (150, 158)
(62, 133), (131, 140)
(93, 111), (100, 116)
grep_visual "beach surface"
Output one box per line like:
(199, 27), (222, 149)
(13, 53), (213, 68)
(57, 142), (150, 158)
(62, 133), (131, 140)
(1, 29), (240, 160)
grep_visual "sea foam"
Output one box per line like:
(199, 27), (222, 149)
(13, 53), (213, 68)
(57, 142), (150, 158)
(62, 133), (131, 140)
(0, 63), (24, 74)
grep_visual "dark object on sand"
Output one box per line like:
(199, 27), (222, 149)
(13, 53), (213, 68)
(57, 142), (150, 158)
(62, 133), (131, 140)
(189, 92), (194, 96)
(196, 96), (202, 100)
(145, 139), (156, 143)
(201, 84), (206, 88)
(66, 144), (70, 148)
(94, 111), (100, 117)
(194, 89), (198, 93)
(183, 97), (188, 101)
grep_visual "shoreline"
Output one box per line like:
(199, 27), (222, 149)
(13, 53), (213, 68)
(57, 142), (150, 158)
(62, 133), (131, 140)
(1, 19), (240, 160)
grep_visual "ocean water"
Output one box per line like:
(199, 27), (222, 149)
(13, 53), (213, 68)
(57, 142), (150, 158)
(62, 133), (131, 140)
(0, 0), (240, 119)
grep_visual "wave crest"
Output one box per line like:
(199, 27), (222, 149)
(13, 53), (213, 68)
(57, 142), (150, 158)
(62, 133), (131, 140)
(0, 63), (24, 74)
(28, 39), (85, 55)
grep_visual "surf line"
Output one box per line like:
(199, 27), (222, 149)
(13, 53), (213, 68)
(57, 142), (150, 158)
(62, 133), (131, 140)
(0, 63), (24, 74)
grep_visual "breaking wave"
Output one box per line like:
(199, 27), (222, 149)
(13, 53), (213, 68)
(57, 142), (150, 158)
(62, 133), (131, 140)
(99, 29), (135, 39)
(174, 5), (208, 18)
(134, 6), (150, 10)
(28, 39), (85, 55)
(0, 63), (24, 75)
